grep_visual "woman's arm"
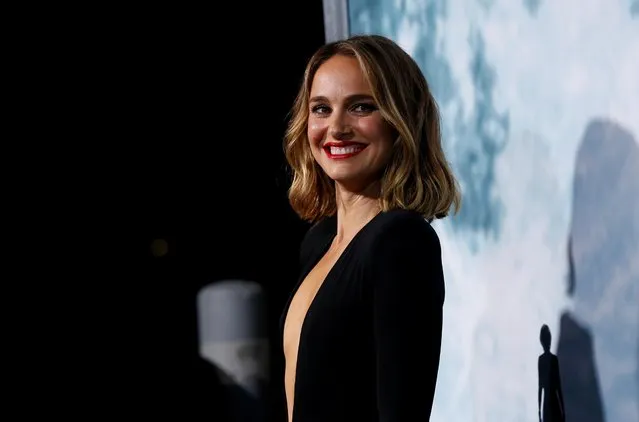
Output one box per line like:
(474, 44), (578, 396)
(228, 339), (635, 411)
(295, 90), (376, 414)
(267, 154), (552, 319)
(371, 214), (445, 421)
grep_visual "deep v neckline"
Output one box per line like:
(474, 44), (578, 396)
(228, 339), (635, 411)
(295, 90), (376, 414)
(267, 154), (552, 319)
(281, 210), (383, 336)
(282, 225), (338, 338)
(282, 211), (384, 419)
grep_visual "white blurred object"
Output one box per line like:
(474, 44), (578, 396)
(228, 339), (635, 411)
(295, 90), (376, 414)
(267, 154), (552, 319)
(198, 280), (268, 421)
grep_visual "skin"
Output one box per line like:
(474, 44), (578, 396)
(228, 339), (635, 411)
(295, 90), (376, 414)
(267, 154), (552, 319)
(307, 54), (395, 243)
(284, 54), (396, 421)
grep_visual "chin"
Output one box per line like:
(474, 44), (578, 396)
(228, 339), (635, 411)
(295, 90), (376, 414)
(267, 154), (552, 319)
(324, 167), (361, 183)
(329, 172), (379, 192)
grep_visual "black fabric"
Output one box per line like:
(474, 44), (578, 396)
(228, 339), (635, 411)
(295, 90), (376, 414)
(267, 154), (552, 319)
(280, 209), (445, 421)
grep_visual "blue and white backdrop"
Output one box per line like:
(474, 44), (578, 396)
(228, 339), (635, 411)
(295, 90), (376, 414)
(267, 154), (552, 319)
(341, 1), (639, 421)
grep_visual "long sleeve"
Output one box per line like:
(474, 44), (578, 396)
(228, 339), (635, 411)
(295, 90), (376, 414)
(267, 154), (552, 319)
(370, 215), (445, 421)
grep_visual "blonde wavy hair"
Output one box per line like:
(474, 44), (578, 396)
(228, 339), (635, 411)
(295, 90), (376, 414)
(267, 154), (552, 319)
(284, 34), (461, 223)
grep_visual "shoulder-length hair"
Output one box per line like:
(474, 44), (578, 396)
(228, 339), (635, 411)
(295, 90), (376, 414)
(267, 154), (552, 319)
(284, 34), (461, 223)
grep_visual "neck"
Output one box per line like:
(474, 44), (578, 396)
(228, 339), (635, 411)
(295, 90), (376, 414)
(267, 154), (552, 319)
(333, 181), (382, 245)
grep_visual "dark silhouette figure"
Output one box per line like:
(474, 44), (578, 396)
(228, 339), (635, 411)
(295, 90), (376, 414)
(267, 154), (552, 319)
(556, 237), (605, 422)
(556, 311), (605, 422)
(538, 324), (566, 422)
(557, 118), (639, 422)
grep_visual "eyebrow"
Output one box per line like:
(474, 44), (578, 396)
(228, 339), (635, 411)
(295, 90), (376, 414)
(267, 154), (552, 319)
(309, 94), (375, 104)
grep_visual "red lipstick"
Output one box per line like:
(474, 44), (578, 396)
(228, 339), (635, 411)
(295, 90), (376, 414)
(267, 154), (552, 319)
(323, 141), (368, 160)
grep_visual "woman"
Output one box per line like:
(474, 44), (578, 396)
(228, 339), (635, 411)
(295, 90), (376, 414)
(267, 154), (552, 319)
(280, 34), (460, 421)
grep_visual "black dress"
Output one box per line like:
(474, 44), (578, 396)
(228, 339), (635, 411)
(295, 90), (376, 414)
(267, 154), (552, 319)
(280, 209), (445, 421)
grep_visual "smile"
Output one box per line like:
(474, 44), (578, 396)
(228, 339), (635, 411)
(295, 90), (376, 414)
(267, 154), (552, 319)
(323, 143), (368, 160)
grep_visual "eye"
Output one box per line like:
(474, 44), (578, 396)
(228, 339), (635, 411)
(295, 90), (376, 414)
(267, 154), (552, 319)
(351, 103), (377, 113)
(311, 104), (331, 115)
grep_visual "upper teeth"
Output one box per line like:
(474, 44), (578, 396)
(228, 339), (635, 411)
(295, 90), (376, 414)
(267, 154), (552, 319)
(330, 145), (363, 155)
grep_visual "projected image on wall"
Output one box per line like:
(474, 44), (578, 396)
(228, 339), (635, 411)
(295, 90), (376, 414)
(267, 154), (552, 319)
(341, 1), (639, 421)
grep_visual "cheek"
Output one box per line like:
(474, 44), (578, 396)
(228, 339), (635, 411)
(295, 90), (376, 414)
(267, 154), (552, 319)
(307, 119), (327, 146)
(358, 118), (394, 148)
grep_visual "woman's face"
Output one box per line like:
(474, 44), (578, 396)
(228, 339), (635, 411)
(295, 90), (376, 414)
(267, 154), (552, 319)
(307, 55), (394, 192)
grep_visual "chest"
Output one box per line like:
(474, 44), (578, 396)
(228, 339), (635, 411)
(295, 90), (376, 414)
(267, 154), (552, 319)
(283, 244), (372, 357)
(283, 250), (339, 351)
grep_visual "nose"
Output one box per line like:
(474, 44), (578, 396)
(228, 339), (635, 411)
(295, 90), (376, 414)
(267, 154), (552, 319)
(329, 111), (353, 141)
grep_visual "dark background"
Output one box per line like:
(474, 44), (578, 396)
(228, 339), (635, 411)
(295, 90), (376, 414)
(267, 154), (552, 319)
(33, 2), (327, 420)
